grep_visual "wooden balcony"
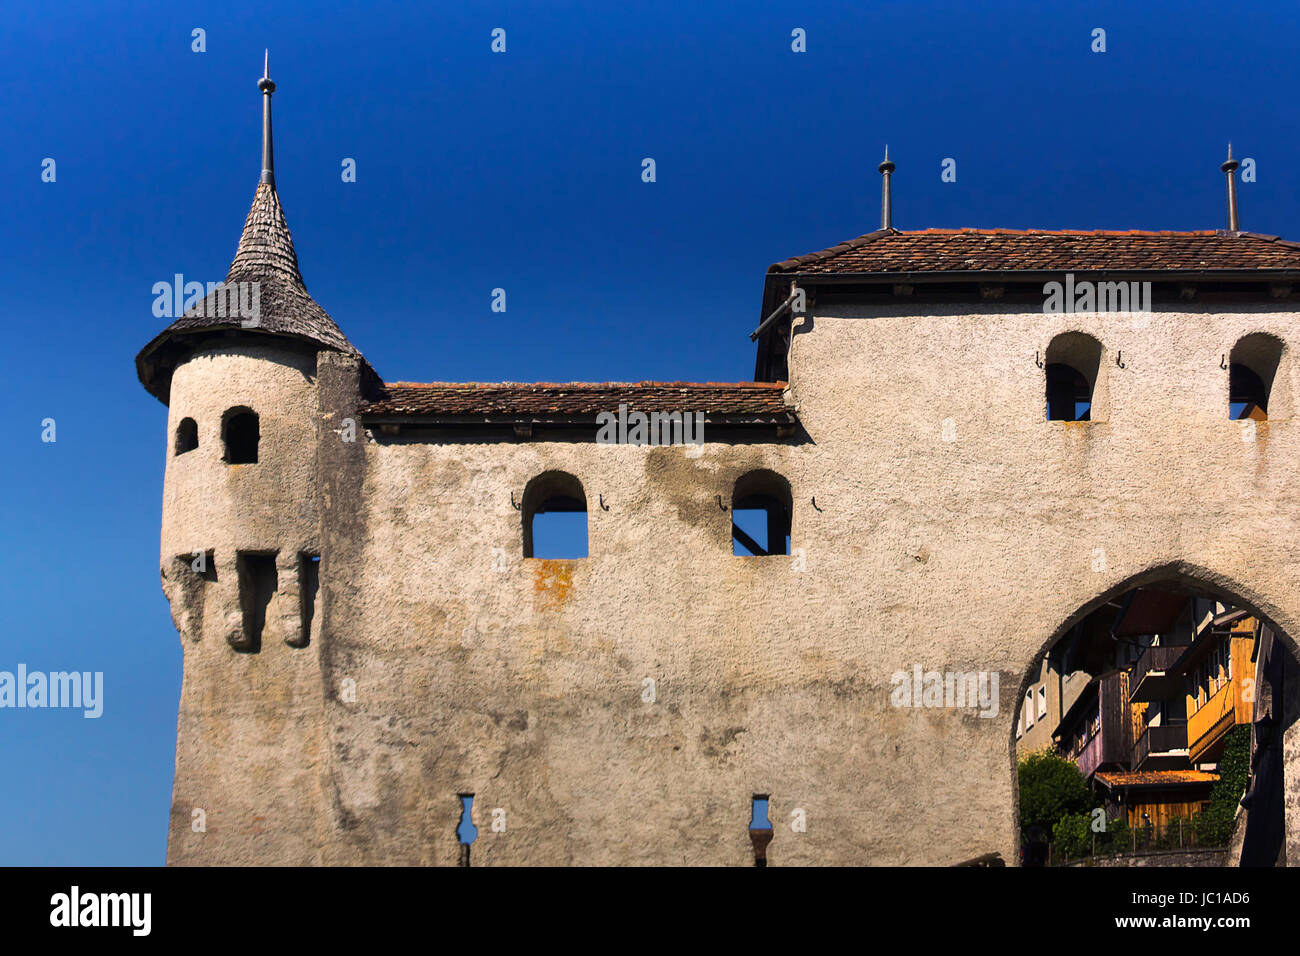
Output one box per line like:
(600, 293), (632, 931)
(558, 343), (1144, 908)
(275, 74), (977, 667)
(1060, 671), (1132, 779)
(1128, 644), (1185, 703)
(1188, 680), (1240, 764)
(1133, 722), (1189, 770)
(1074, 729), (1104, 779)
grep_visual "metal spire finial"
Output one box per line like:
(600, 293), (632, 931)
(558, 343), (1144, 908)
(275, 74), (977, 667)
(258, 50), (276, 187)
(1220, 142), (1240, 232)
(878, 146), (896, 230)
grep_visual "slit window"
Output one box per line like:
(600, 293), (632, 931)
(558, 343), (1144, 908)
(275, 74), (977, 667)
(732, 470), (792, 556)
(295, 553), (319, 648)
(457, 794), (478, 867)
(175, 417), (198, 455)
(749, 795), (773, 867)
(223, 408), (260, 464)
(522, 471), (587, 559)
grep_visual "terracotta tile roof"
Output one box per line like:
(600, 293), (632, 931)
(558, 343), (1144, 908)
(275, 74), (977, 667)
(137, 183), (369, 402)
(362, 381), (794, 421)
(769, 228), (1300, 276)
(1095, 770), (1219, 789)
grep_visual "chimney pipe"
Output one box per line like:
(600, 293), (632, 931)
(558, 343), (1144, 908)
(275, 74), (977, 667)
(1220, 143), (1239, 232)
(878, 146), (895, 230)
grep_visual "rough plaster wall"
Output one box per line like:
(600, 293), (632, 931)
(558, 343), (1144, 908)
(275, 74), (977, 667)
(313, 301), (1300, 866)
(1283, 650), (1300, 865)
(161, 302), (1300, 866)
(789, 302), (1300, 865)
(160, 343), (330, 864)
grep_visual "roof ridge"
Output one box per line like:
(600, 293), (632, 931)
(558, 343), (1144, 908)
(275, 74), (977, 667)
(383, 380), (789, 389)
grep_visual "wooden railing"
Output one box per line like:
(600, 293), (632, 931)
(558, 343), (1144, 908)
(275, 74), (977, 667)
(1188, 679), (1235, 761)
(1134, 722), (1187, 767)
(1129, 644), (1184, 698)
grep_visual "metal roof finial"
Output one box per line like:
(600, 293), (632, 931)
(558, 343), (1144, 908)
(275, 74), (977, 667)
(1220, 142), (1240, 232)
(878, 146), (896, 231)
(258, 50), (276, 187)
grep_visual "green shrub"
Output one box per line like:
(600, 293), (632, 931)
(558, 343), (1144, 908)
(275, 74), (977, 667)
(1052, 811), (1092, 860)
(1018, 748), (1094, 834)
(1098, 814), (1132, 854)
(1193, 725), (1251, 846)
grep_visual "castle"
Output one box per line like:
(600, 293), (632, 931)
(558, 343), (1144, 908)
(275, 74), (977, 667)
(138, 67), (1300, 865)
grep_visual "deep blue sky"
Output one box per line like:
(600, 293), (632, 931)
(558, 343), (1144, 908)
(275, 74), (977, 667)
(1, 0), (1296, 865)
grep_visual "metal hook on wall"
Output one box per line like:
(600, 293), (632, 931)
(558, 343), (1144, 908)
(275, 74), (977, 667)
(716, 495), (729, 511)
(599, 494), (610, 511)
(1035, 350), (1044, 369)
(1116, 350), (1126, 369)
(510, 491), (521, 511)
(812, 497), (823, 512)
(1220, 354), (1228, 370)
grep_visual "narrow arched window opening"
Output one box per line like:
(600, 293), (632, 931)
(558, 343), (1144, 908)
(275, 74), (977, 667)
(175, 417), (198, 455)
(732, 470), (792, 556)
(223, 408), (259, 464)
(1229, 334), (1284, 421)
(523, 471), (587, 559)
(1044, 332), (1103, 422)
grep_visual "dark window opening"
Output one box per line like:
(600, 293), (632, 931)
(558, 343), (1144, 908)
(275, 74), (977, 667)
(234, 551), (277, 652)
(1045, 363), (1091, 421)
(223, 408), (260, 464)
(294, 553), (319, 648)
(523, 471), (587, 559)
(732, 471), (792, 556)
(457, 794), (478, 867)
(749, 795), (773, 867)
(1230, 364), (1268, 421)
(1044, 332), (1102, 422)
(175, 417), (198, 455)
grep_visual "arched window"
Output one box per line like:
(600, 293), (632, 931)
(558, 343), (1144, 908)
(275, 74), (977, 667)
(175, 417), (198, 455)
(732, 470), (792, 556)
(522, 471), (587, 559)
(1229, 333), (1285, 421)
(222, 408), (260, 464)
(1045, 332), (1103, 422)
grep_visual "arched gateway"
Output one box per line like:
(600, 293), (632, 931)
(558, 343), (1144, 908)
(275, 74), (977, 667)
(1014, 564), (1300, 867)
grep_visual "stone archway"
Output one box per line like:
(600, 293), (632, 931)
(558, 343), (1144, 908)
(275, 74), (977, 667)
(1010, 562), (1300, 867)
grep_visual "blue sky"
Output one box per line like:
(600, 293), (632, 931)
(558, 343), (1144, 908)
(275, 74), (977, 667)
(1, 0), (1297, 864)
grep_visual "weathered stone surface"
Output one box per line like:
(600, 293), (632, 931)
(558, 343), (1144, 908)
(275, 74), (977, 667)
(148, 299), (1300, 866)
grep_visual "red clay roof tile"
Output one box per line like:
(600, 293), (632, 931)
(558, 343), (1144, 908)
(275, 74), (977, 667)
(770, 229), (1300, 275)
(362, 381), (794, 421)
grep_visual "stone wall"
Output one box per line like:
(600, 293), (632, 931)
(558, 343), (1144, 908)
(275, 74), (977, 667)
(158, 300), (1300, 865)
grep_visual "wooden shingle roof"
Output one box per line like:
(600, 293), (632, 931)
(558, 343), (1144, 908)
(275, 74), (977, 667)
(136, 183), (368, 403)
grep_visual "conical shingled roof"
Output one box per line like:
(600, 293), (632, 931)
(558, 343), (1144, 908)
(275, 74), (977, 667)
(135, 181), (368, 402)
